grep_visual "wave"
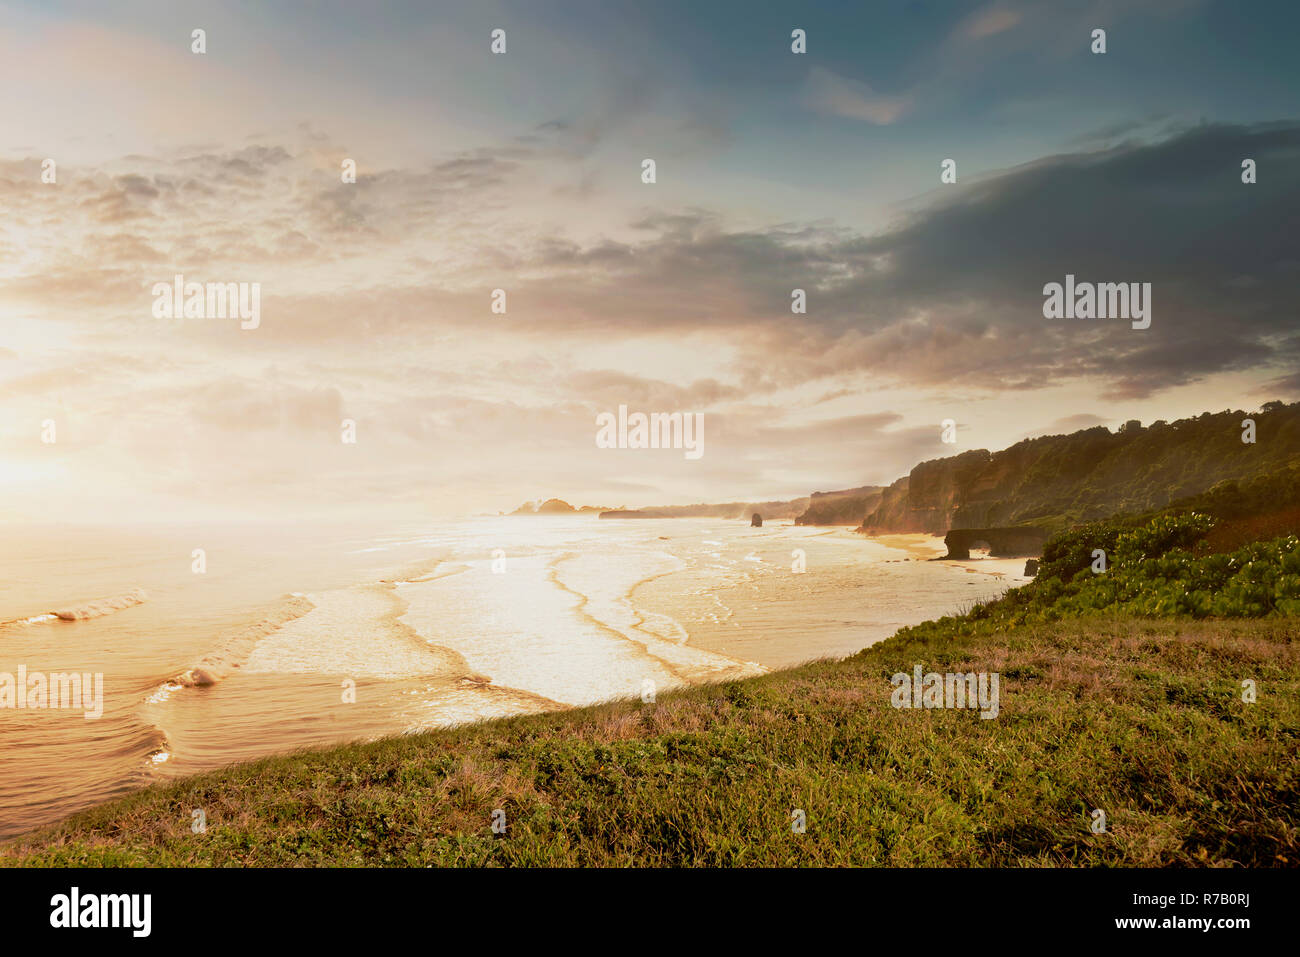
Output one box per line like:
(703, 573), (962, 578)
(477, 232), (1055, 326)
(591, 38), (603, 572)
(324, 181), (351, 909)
(159, 557), (451, 692)
(545, 549), (764, 685)
(53, 587), (149, 620)
(1, 588), (148, 627)
(168, 593), (316, 689)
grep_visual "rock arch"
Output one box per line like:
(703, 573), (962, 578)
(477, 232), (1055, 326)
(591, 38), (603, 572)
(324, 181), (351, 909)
(943, 527), (1047, 560)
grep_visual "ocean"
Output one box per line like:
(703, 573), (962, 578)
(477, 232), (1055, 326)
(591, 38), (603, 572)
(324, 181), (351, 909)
(0, 516), (1023, 838)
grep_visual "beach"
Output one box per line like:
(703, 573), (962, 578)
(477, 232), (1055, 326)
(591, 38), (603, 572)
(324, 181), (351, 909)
(0, 517), (1016, 838)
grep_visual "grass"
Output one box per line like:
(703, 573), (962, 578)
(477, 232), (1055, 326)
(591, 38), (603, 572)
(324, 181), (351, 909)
(3, 611), (1297, 867)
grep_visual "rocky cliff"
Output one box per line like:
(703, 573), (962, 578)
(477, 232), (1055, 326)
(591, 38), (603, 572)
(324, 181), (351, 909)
(794, 485), (885, 525)
(860, 402), (1300, 535)
(520, 403), (1300, 534)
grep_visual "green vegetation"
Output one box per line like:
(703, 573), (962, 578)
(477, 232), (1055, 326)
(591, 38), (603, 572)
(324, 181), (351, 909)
(863, 400), (1300, 534)
(916, 512), (1300, 639)
(1016, 515), (1300, 619)
(4, 501), (1297, 867)
(1004, 401), (1300, 529)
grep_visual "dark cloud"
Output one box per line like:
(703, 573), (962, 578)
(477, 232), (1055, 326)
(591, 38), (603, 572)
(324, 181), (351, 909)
(819, 121), (1300, 396)
(478, 121), (1300, 400)
(1263, 370), (1300, 399)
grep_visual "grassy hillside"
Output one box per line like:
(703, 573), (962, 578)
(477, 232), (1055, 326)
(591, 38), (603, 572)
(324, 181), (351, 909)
(5, 510), (1298, 867)
(861, 400), (1300, 534)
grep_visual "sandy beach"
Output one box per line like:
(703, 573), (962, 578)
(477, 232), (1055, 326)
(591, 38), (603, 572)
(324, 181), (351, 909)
(0, 516), (1032, 837)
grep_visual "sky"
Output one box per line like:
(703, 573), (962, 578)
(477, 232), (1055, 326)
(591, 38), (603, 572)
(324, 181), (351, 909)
(1, 0), (1298, 522)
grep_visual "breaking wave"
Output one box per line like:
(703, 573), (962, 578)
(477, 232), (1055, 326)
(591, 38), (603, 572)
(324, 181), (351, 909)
(1, 587), (149, 627)
(167, 593), (317, 690)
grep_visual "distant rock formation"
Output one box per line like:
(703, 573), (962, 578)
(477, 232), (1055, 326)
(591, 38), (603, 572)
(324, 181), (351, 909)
(751, 513), (763, 527)
(511, 499), (611, 515)
(1024, 558), (1040, 576)
(598, 497), (810, 520)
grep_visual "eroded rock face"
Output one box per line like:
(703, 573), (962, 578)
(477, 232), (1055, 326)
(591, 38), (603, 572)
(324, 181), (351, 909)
(1024, 558), (1040, 577)
(860, 476), (949, 534)
(942, 527), (1049, 559)
(751, 513), (763, 527)
(795, 485), (884, 526)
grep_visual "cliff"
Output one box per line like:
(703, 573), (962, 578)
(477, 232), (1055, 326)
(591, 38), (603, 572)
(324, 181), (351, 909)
(517, 402), (1300, 534)
(794, 485), (885, 525)
(861, 401), (1300, 535)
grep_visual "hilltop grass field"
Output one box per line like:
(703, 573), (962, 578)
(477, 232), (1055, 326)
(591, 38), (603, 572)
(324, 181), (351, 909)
(4, 507), (1299, 867)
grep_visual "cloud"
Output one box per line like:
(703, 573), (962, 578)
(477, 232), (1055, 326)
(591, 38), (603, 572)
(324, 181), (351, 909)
(1262, 370), (1300, 400)
(12, 121), (1297, 406)
(960, 4), (1023, 40)
(4, 112), (1296, 518)
(823, 121), (1300, 398)
(1023, 413), (1111, 438)
(802, 67), (909, 125)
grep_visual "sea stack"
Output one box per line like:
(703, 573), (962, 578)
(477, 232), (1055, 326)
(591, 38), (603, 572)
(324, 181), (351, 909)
(751, 513), (763, 527)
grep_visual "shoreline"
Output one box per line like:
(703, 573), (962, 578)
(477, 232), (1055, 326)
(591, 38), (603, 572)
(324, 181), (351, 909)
(7, 502), (1296, 863)
(867, 531), (1032, 581)
(869, 531), (949, 560)
(0, 517), (1034, 839)
(6, 608), (1293, 865)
